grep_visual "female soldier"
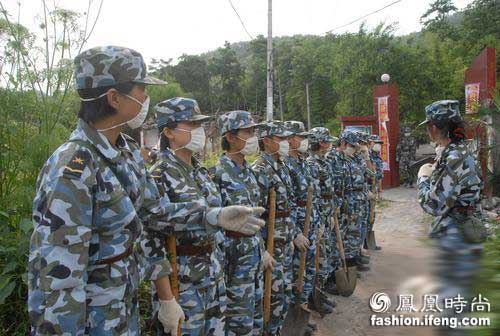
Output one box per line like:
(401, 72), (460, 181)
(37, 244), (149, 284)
(29, 46), (260, 336)
(417, 100), (484, 313)
(214, 111), (264, 336)
(29, 46), (188, 335)
(146, 99), (265, 336)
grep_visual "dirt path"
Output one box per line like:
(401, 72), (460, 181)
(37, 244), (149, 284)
(313, 187), (437, 336)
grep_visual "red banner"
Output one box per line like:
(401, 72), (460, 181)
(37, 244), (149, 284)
(378, 96), (390, 171)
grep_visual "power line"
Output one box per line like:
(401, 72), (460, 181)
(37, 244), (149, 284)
(326, 0), (403, 33)
(227, 0), (254, 40)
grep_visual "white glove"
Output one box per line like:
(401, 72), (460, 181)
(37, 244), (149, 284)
(293, 233), (310, 252)
(418, 163), (435, 178)
(263, 250), (277, 270)
(158, 298), (185, 334)
(217, 206), (265, 235)
(368, 191), (376, 200)
(289, 241), (295, 254)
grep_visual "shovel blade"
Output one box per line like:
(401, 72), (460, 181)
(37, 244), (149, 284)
(282, 300), (311, 336)
(335, 267), (357, 297)
(366, 231), (378, 250)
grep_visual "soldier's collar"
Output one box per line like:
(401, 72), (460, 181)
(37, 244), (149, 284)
(221, 154), (248, 171)
(160, 147), (199, 172)
(261, 152), (279, 170)
(76, 119), (128, 163)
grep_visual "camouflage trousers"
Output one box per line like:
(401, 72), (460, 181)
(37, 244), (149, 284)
(265, 242), (293, 335)
(433, 223), (483, 336)
(292, 231), (317, 304)
(155, 278), (227, 336)
(343, 196), (364, 259)
(87, 292), (140, 336)
(359, 198), (370, 250)
(224, 237), (264, 336)
(400, 161), (414, 186)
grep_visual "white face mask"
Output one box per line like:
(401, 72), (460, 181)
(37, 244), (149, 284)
(272, 139), (289, 157)
(373, 144), (382, 152)
(81, 92), (150, 131)
(297, 138), (309, 153)
(345, 146), (356, 157)
(176, 126), (206, 153)
(279, 140), (289, 157)
(238, 135), (259, 155)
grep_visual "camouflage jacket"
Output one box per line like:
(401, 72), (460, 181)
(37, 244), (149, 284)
(396, 136), (417, 162)
(418, 142), (483, 235)
(144, 148), (224, 291)
(325, 150), (348, 209)
(344, 153), (366, 201)
(214, 154), (263, 250)
(251, 153), (294, 243)
(284, 155), (318, 237)
(370, 150), (384, 182)
(306, 152), (335, 224)
(29, 120), (205, 334)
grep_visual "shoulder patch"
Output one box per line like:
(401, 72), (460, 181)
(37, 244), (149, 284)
(63, 148), (92, 179)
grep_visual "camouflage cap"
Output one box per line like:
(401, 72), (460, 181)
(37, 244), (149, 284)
(368, 134), (384, 143)
(218, 110), (261, 135)
(309, 127), (334, 143)
(356, 131), (369, 144)
(258, 120), (293, 138)
(418, 100), (462, 127)
(74, 46), (167, 90)
(284, 121), (310, 136)
(340, 130), (359, 146)
(155, 97), (211, 128)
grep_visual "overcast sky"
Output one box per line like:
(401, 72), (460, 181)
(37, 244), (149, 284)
(3, 0), (474, 63)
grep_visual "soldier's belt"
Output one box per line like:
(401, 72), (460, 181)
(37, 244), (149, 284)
(321, 193), (334, 200)
(296, 200), (307, 207)
(335, 191), (343, 196)
(225, 230), (253, 239)
(347, 188), (364, 192)
(263, 209), (290, 219)
(177, 243), (213, 256)
(95, 246), (133, 265)
(451, 206), (476, 216)
(273, 239), (289, 248)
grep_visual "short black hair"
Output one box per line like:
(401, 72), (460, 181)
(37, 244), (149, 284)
(430, 119), (466, 143)
(221, 129), (239, 151)
(77, 82), (135, 124)
(158, 120), (178, 151)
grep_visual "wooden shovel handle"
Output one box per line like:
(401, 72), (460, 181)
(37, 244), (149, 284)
(166, 235), (182, 336)
(297, 185), (313, 293)
(263, 188), (276, 326)
(332, 210), (348, 273)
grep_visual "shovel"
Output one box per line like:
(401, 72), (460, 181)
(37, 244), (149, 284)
(310, 223), (331, 317)
(166, 235), (182, 336)
(366, 176), (378, 250)
(332, 211), (357, 297)
(282, 186), (313, 336)
(263, 188), (276, 332)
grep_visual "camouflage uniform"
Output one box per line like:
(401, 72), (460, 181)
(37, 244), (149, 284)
(146, 98), (227, 336)
(368, 135), (384, 231)
(396, 126), (417, 187)
(355, 132), (375, 250)
(417, 101), (483, 302)
(340, 131), (364, 260)
(214, 111), (264, 336)
(283, 121), (318, 305)
(251, 121), (294, 335)
(28, 46), (197, 335)
(306, 127), (337, 286)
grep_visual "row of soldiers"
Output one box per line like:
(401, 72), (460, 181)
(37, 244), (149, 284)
(28, 46), (384, 336)
(143, 97), (385, 335)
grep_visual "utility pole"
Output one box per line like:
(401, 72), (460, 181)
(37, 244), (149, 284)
(276, 69), (284, 121)
(266, 0), (273, 121)
(306, 82), (311, 130)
